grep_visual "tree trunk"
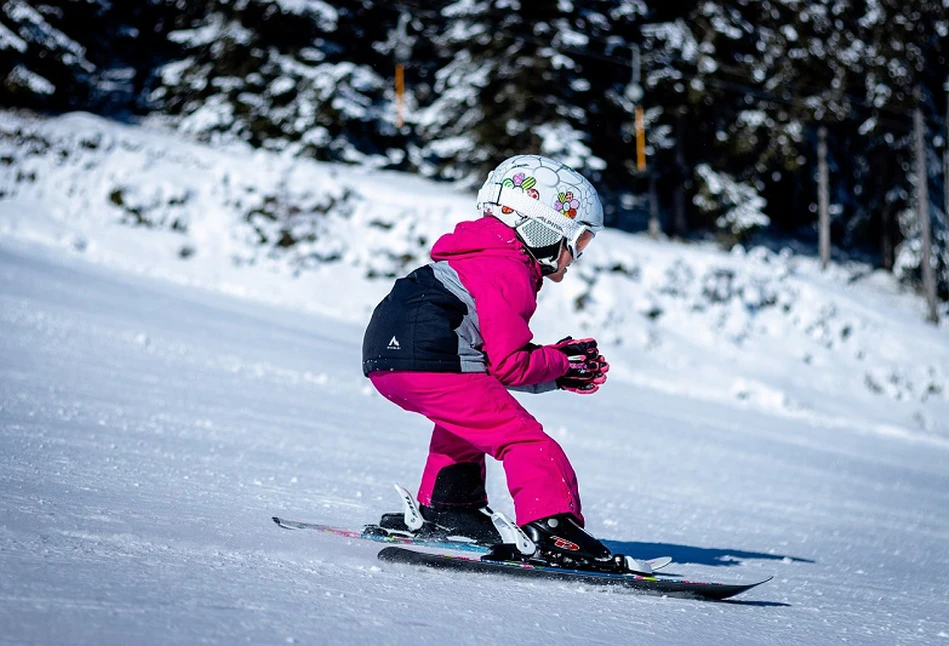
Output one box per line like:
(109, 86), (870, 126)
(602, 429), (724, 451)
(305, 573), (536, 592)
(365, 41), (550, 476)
(882, 202), (894, 271)
(914, 99), (938, 323)
(648, 171), (661, 239)
(944, 78), (949, 245)
(818, 126), (830, 270)
(673, 115), (688, 237)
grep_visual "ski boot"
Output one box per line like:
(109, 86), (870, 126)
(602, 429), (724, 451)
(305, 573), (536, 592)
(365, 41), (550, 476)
(375, 504), (501, 545)
(368, 482), (502, 546)
(513, 514), (659, 575)
(520, 513), (613, 567)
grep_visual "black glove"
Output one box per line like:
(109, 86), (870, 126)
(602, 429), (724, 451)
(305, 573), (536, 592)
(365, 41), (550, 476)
(551, 337), (610, 394)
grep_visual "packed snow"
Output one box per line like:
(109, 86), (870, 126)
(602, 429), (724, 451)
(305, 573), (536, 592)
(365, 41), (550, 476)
(1, 111), (948, 644)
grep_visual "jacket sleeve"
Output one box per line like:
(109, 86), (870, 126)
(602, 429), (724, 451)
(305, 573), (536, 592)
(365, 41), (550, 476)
(473, 268), (569, 387)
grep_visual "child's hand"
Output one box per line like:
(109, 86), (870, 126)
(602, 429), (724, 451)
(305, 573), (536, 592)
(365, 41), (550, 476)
(552, 337), (610, 394)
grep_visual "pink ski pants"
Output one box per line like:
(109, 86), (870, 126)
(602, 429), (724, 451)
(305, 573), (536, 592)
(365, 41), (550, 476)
(369, 371), (583, 526)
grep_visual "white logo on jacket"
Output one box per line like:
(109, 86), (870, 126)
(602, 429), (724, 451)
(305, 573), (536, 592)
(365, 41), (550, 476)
(387, 336), (401, 350)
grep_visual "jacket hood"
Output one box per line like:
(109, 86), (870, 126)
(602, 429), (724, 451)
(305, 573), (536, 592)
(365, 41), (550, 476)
(431, 216), (543, 286)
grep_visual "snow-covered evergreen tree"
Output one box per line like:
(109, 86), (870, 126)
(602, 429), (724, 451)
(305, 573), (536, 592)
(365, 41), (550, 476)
(145, 0), (399, 163)
(0, 0), (97, 110)
(0, 0), (173, 115)
(413, 0), (614, 183)
(635, 0), (947, 274)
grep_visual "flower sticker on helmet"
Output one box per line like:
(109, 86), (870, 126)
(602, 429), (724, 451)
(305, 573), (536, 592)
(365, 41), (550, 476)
(555, 191), (580, 219)
(500, 173), (540, 213)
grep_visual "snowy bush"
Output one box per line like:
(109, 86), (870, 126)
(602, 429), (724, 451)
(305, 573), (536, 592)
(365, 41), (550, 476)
(693, 164), (770, 245)
(893, 207), (949, 300)
(0, 112), (449, 279)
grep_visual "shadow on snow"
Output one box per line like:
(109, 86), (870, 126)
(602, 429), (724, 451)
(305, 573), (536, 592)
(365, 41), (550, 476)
(601, 539), (814, 569)
(598, 539), (799, 606)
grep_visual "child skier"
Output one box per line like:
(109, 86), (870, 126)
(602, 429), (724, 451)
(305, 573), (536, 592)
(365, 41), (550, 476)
(362, 155), (621, 570)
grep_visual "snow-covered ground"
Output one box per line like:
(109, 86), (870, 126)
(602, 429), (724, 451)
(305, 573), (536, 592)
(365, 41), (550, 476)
(1, 112), (948, 644)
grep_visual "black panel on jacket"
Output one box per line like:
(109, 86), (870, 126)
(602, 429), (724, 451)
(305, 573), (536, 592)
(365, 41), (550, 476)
(362, 265), (467, 375)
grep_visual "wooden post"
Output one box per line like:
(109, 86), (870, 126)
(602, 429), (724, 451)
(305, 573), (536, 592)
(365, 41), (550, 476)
(395, 63), (405, 128)
(394, 12), (409, 130)
(627, 46), (646, 173)
(914, 96), (938, 323)
(635, 105), (646, 172)
(818, 125), (831, 270)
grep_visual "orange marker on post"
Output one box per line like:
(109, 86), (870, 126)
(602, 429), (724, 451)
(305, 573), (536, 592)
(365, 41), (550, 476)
(635, 105), (646, 172)
(395, 63), (405, 128)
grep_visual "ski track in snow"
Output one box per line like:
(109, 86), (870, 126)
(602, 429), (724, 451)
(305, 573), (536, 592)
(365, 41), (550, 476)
(2, 241), (949, 644)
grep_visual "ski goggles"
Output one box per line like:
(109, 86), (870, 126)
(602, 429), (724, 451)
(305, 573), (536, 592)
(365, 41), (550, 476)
(567, 228), (596, 260)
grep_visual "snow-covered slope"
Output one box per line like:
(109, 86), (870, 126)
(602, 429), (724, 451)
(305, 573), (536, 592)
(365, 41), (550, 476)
(1, 112), (948, 644)
(2, 238), (949, 645)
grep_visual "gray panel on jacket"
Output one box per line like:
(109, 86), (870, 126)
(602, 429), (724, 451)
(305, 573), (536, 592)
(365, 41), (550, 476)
(429, 261), (486, 373)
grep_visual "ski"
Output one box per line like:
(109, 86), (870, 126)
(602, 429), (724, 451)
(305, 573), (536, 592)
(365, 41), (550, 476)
(272, 516), (672, 573)
(272, 516), (490, 553)
(377, 546), (772, 601)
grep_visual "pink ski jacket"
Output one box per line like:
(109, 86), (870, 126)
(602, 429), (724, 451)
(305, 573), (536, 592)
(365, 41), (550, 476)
(362, 216), (569, 389)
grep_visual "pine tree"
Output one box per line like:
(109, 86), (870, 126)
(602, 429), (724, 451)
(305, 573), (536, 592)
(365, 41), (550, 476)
(415, 0), (615, 184)
(0, 0), (99, 111)
(145, 0), (397, 161)
(0, 0), (178, 115)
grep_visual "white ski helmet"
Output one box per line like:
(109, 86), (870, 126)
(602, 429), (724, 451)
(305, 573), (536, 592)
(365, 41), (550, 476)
(476, 155), (604, 271)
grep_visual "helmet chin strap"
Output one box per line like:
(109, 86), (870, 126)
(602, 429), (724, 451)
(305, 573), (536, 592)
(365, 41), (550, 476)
(519, 236), (563, 275)
(535, 254), (560, 276)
